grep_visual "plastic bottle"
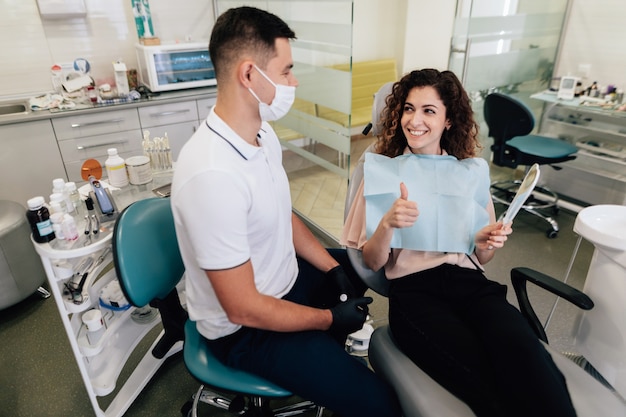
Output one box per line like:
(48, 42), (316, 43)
(50, 212), (65, 240)
(105, 148), (129, 188)
(65, 182), (81, 215)
(61, 214), (79, 241)
(52, 178), (65, 196)
(53, 178), (75, 214)
(49, 193), (67, 215)
(26, 196), (55, 243)
(51, 64), (64, 94)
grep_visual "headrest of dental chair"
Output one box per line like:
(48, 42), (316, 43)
(362, 81), (394, 136)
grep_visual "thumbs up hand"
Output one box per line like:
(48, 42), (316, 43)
(400, 182), (409, 201)
(382, 182), (419, 229)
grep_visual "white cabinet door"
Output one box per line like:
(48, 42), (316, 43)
(141, 121), (198, 162)
(138, 100), (200, 162)
(196, 96), (216, 121)
(0, 119), (67, 206)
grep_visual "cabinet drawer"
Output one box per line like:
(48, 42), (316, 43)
(58, 130), (144, 164)
(196, 97), (216, 121)
(52, 108), (141, 140)
(138, 100), (197, 128)
(61, 133), (143, 183)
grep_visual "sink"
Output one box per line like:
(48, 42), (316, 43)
(0, 102), (28, 116)
(574, 204), (626, 251)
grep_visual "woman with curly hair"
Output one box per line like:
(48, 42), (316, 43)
(342, 69), (577, 417)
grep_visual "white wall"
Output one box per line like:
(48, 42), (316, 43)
(352, 0), (404, 68)
(1, 0), (624, 100)
(555, 0), (626, 91)
(400, 0), (456, 75)
(0, 0), (214, 99)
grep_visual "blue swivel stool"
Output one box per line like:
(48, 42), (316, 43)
(483, 92), (578, 238)
(112, 197), (322, 417)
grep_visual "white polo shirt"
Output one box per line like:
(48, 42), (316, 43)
(171, 107), (298, 340)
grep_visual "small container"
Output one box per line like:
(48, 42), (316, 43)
(105, 148), (129, 188)
(50, 212), (65, 240)
(49, 192), (66, 215)
(65, 181), (81, 215)
(82, 309), (106, 345)
(52, 178), (66, 194)
(126, 155), (153, 185)
(26, 196), (55, 243)
(53, 178), (75, 214)
(51, 64), (64, 94)
(61, 213), (79, 241)
(87, 85), (98, 104)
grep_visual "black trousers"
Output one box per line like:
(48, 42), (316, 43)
(389, 263), (577, 417)
(207, 248), (401, 417)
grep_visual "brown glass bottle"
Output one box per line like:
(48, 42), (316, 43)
(26, 196), (56, 243)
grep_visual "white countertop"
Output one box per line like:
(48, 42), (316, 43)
(0, 86), (218, 126)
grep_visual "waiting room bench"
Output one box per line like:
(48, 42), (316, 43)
(316, 58), (398, 130)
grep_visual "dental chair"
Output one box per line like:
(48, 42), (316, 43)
(345, 83), (626, 416)
(483, 92), (578, 238)
(113, 197), (322, 417)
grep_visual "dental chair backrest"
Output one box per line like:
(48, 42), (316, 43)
(345, 81), (394, 297)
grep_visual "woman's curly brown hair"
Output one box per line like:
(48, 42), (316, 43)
(374, 69), (481, 160)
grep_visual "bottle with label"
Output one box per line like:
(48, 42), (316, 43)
(105, 148), (129, 188)
(26, 196), (56, 243)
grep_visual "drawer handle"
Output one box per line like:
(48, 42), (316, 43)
(71, 118), (125, 128)
(77, 139), (128, 150)
(149, 109), (190, 117)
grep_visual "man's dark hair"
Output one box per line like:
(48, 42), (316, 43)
(209, 6), (296, 83)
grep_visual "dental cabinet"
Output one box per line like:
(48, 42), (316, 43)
(31, 174), (179, 417)
(0, 88), (217, 191)
(0, 120), (67, 206)
(531, 92), (626, 206)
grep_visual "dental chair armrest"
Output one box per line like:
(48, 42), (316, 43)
(510, 267), (594, 344)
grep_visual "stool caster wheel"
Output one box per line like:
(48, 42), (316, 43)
(546, 229), (558, 239)
(180, 400), (192, 417)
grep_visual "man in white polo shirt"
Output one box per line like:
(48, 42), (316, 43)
(171, 6), (400, 417)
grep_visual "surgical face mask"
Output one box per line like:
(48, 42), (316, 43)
(248, 65), (295, 121)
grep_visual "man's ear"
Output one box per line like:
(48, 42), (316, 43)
(239, 61), (255, 88)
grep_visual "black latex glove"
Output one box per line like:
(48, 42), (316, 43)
(329, 296), (373, 335)
(326, 265), (359, 302)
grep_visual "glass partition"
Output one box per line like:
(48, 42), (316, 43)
(214, 0), (354, 240)
(448, 0), (570, 159)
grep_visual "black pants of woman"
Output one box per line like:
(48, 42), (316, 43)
(389, 263), (577, 417)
